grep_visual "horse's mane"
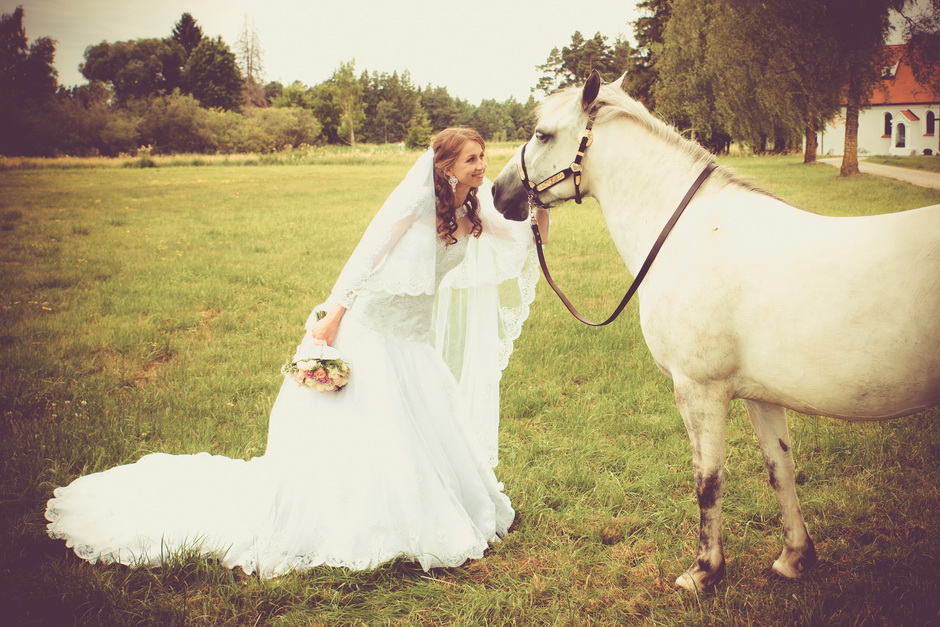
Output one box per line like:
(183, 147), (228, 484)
(540, 80), (776, 198)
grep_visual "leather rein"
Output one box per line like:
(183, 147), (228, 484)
(517, 107), (717, 327)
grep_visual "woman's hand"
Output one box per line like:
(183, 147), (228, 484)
(310, 305), (346, 346)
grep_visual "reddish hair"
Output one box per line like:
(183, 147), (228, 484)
(431, 128), (485, 245)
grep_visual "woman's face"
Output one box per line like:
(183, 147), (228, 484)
(448, 140), (487, 189)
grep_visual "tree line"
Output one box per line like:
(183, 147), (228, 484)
(537, 0), (939, 174)
(0, 9), (538, 157)
(2, 3), (938, 163)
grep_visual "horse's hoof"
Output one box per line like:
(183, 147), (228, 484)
(771, 541), (817, 579)
(675, 562), (724, 593)
(772, 558), (805, 579)
(675, 572), (700, 592)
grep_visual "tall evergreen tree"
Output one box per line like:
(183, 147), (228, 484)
(171, 13), (203, 60)
(535, 31), (634, 96)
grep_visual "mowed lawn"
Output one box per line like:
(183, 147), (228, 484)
(1, 151), (939, 626)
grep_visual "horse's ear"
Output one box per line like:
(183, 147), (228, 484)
(582, 69), (601, 111)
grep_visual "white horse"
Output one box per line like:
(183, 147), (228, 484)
(492, 71), (940, 592)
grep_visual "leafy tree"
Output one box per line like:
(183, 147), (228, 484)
(653, 0), (732, 152)
(264, 80), (284, 104)
(182, 36), (243, 111)
(81, 38), (185, 103)
(900, 0), (940, 92)
(329, 60), (365, 147)
(652, 0), (922, 165)
(0, 6), (58, 155)
(360, 70), (419, 143)
(828, 0), (896, 175)
(139, 92), (209, 152)
(271, 80), (314, 108)
(172, 13), (203, 59)
(0, 6), (56, 98)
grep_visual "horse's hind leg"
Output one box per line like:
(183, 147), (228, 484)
(744, 400), (817, 579)
(673, 380), (730, 593)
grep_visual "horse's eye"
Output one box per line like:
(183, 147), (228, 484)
(535, 131), (551, 143)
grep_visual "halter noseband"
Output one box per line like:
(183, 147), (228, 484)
(517, 104), (600, 209)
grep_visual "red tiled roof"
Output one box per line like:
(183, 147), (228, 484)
(871, 45), (940, 105)
(900, 109), (920, 120)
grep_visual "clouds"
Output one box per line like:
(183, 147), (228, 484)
(8, 0), (642, 103)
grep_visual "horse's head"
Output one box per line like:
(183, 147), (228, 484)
(492, 70), (603, 221)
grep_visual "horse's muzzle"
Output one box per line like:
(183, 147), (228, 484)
(492, 162), (530, 222)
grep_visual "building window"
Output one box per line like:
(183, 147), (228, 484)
(896, 123), (906, 148)
(883, 112), (893, 137)
(927, 111), (936, 135)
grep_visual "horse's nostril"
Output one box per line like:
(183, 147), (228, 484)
(491, 185), (496, 198)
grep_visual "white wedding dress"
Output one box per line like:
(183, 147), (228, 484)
(45, 150), (539, 577)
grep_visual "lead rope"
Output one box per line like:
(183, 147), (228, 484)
(531, 162), (717, 327)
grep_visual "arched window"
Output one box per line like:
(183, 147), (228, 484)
(927, 111), (936, 135)
(884, 112), (893, 137)
(896, 123), (906, 148)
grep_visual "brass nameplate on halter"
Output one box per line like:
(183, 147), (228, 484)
(536, 172), (567, 191)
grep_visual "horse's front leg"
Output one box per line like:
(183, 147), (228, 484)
(743, 400), (817, 579)
(673, 379), (730, 593)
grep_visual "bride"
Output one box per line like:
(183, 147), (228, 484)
(45, 128), (547, 577)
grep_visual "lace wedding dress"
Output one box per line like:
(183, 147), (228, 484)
(45, 150), (539, 577)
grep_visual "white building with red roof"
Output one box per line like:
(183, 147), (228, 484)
(817, 45), (940, 156)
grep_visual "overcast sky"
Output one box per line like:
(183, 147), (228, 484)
(5, 0), (646, 104)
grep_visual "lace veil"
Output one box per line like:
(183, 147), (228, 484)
(311, 148), (539, 466)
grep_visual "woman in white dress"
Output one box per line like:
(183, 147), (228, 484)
(45, 128), (546, 577)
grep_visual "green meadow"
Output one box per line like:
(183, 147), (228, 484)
(1, 150), (939, 626)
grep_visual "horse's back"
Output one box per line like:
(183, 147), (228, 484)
(650, 195), (940, 421)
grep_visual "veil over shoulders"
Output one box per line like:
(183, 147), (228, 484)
(309, 148), (539, 467)
(316, 149), (439, 314)
(432, 178), (539, 466)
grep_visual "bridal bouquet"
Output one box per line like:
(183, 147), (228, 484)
(282, 338), (351, 393)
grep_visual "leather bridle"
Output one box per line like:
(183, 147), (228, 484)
(516, 106), (717, 326)
(517, 105), (600, 208)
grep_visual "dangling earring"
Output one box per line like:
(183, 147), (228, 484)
(448, 175), (458, 192)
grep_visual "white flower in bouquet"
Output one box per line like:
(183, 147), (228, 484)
(282, 338), (351, 393)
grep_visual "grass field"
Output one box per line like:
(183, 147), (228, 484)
(865, 154), (940, 173)
(1, 150), (939, 626)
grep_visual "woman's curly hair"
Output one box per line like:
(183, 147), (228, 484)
(431, 128), (485, 245)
